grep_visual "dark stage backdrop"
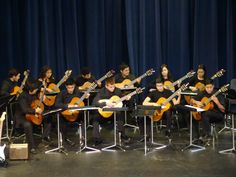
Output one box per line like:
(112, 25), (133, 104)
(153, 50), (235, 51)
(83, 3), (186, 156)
(0, 0), (235, 88)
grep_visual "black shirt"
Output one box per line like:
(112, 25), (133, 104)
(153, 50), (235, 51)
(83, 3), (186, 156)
(188, 75), (206, 87)
(75, 75), (96, 87)
(92, 87), (123, 107)
(0, 79), (18, 96)
(114, 73), (138, 86)
(193, 90), (225, 113)
(55, 89), (82, 109)
(147, 89), (174, 106)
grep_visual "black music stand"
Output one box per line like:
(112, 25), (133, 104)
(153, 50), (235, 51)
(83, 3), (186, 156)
(181, 105), (206, 152)
(0, 95), (16, 141)
(120, 87), (140, 130)
(135, 105), (166, 155)
(101, 107), (128, 152)
(219, 99), (236, 154)
(43, 108), (68, 155)
(65, 106), (101, 153)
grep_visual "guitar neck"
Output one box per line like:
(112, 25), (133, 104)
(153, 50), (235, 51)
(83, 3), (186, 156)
(127, 74), (146, 87)
(55, 77), (66, 89)
(76, 83), (97, 105)
(204, 90), (221, 105)
(162, 88), (181, 105)
(170, 75), (188, 87)
(116, 90), (138, 104)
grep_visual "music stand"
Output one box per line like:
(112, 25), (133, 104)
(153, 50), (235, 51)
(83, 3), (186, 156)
(182, 105), (206, 152)
(65, 106), (100, 153)
(101, 107), (128, 152)
(219, 99), (236, 154)
(43, 108), (68, 155)
(120, 87), (140, 130)
(0, 95), (16, 141)
(135, 105), (166, 155)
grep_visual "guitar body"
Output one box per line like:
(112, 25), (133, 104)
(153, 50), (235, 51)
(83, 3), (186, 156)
(43, 83), (60, 106)
(152, 97), (171, 121)
(115, 79), (132, 89)
(192, 97), (214, 120)
(25, 100), (45, 125)
(184, 95), (191, 104)
(79, 82), (93, 90)
(10, 86), (21, 95)
(195, 82), (205, 91)
(61, 97), (85, 122)
(98, 96), (123, 118)
(164, 81), (175, 92)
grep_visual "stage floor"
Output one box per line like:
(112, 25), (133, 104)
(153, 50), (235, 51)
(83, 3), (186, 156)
(0, 125), (236, 177)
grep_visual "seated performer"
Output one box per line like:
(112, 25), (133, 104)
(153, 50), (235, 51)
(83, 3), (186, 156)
(190, 79), (225, 140)
(55, 78), (87, 146)
(75, 67), (101, 90)
(0, 68), (21, 97)
(141, 78), (181, 139)
(114, 63), (141, 88)
(91, 76), (130, 146)
(14, 79), (43, 153)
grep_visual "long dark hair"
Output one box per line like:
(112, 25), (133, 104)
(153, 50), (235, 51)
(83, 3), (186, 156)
(39, 65), (53, 80)
(159, 64), (173, 81)
(197, 64), (207, 79)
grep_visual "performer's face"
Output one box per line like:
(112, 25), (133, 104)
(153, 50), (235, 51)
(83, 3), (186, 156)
(83, 73), (91, 79)
(205, 84), (214, 94)
(121, 67), (130, 77)
(45, 69), (52, 79)
(161, 67), (168, 78)
(197, 69), (205, 78)
(105, 83), (115, 92)
(66, 84), (75, 94)
(13, 73), (20, 82)
(156, 83), (164, 92)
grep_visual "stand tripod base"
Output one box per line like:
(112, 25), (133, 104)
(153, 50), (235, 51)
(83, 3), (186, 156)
(45, 146), (68, 155)
(77, 146), (100, 153)
(102, 144), (126, 152)
(219, 148), (236, 154)
(182, 143), (206, 152)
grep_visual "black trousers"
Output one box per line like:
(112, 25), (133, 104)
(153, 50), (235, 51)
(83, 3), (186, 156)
(91, 111), (125, 140)
(201, 110), (224, 136)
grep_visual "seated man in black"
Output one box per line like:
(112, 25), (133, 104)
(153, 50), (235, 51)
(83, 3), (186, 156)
(141, 78), (181, 140)
(0, 68), (21, 97)
(15, 79), (42, 153)
(91, 77), (130, 146)
(55, 78), (86, 146)
(191, 79), (225, 140)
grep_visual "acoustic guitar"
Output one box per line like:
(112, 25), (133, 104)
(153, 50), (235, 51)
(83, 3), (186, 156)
(115, 69), (155, 89)
(185, 69), (225, 104)
(25, 81), (46, 125)
(152, 84), (188, 121)
(11, 70), (30, 97)
(62, 70), (114, 122)
(98, 87), (144, 118)
(192, 84), (229, 120)
(43, 70), (72, 106)
(164, 71), (195, 92)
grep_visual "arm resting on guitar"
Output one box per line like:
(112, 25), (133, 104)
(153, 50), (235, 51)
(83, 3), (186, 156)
(55, 93), (69, 109)
(92, 92), (106, 107)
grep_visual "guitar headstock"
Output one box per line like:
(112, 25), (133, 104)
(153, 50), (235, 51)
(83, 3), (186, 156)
(211, 69), (225, 79)
(145, 69), (155, 76)
(65, 70), (72, 78)
(186, 71), (195, 78)
(105, 70), (115, 78)
(24, 70), (30, 77)
(219, 84), (230, 93)
(135, 87), (145, 94)
(179, 83), (189, 92)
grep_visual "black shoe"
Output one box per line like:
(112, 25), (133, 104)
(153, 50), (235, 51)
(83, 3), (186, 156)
(165, 130), (171, 138)
(30, 148), (37, 154)
(65, 138), (75, 146)
(137, 136), (150, 143)
(42, 136), (51, 143)
(93, 138), (103, 146)
(121, 134), (131, 143)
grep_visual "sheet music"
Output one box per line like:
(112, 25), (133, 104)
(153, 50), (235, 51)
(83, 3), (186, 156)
(185, 105), (206, 112)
